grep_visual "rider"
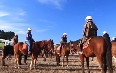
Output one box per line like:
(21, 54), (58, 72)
(26, 27), (33, 54)
(79, 16), (98, 54)
(60, 33), (67, 54)
(12, 34), (18, 45)
(112, 37), (116, 42)
(103, 31), (111, 51)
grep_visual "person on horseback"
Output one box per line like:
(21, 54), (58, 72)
(112, 37), (116, 42)
(60, 33), (67, 55)
(103, 31), (111, 42)
(12, 34), (18, 45)
(26, 27), (33, 54)
(79, 16), (98, 54)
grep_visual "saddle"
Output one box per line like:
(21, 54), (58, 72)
(83, 38), (91, 49)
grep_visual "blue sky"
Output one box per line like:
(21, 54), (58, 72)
(0, 0), (116, 43)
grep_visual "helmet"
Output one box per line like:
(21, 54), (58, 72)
(103, 31), (107, 34)
(63, 33), (67, 36)
(28, 28), (31, 31)
(112, 37), (115, 40)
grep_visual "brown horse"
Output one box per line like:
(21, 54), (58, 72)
(69, 40), (80, 55)
(55, 43), (70, 67)
(44, 39), (54, 59)
(111, 41), (116, 63)
(77, 36), (113, 73)
(13, 42), (28, 68)
(29, 41), (44, 70)
(29, 40), (54, 70)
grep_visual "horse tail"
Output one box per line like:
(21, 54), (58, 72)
(104, 38), (113, 73)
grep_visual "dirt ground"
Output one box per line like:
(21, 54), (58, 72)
(0, 55), (116, 73)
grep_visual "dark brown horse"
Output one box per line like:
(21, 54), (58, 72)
(43, 39), (54, 59)
(29, 39), (54, 70)
(1, 45), (14, 66)
(77, 36), (113, 73)
(29, 41), (44, 70)
(55, 42), (70, 67)
(69, 40), (80, 55)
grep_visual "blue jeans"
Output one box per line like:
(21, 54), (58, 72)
(26, 40), (31, 51)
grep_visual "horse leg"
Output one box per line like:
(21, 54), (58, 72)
(14, 54), (20, 68)
(30, 59), (34, 70)
(56, 54), (60, 66)
(34, 59), (37, 69)
(79, 55), (84, 73)
(18, 54), (22, 65)
(66, 55), (68, 67)
(86, 57), (90, 73)
(62, 56), (64, 67)
(24, 55), (27, 65)
(43, 53), (46, 61)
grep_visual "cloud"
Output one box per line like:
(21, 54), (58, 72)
(0, 20), (29, 34)
(0, 4), (29, 35)
(0, 11), (9, 17)
(38, 0), (67, 9)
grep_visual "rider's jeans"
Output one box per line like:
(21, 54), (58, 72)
(26, 40), (31, 51)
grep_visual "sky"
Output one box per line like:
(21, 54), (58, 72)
(0, 0), (116, 44)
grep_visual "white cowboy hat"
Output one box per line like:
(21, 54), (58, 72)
(63, 33), (67, 36)
(103, 31), (107, 34)
(85, 16), (93, 20)
(28, 28), (32, 31)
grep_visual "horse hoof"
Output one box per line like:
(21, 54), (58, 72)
(14, 66), (17, 69)
(30, 68), (32, 70)
(18, 67), (20, 69)
(67, 65), (68, 67)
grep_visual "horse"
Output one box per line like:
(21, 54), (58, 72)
(77, 36), (113, 73)
(111, 41), (116, 64)
(29, 41), (44, 70)
(69, 40), (80, 55)
(43, 39), (54, 59)
(55, 42), (70, 67)
(13, 42), (28, 68)
(1, 45), (14, 66)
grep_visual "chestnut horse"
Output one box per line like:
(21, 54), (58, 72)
(13, 42), (28, 68)
(111, 42), (116, 62)
(77, 36), (113, 73)
(55, 42), (70, 67)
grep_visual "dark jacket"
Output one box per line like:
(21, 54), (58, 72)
(61, 36), (67, 44)
(26, 32), (32, 41)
